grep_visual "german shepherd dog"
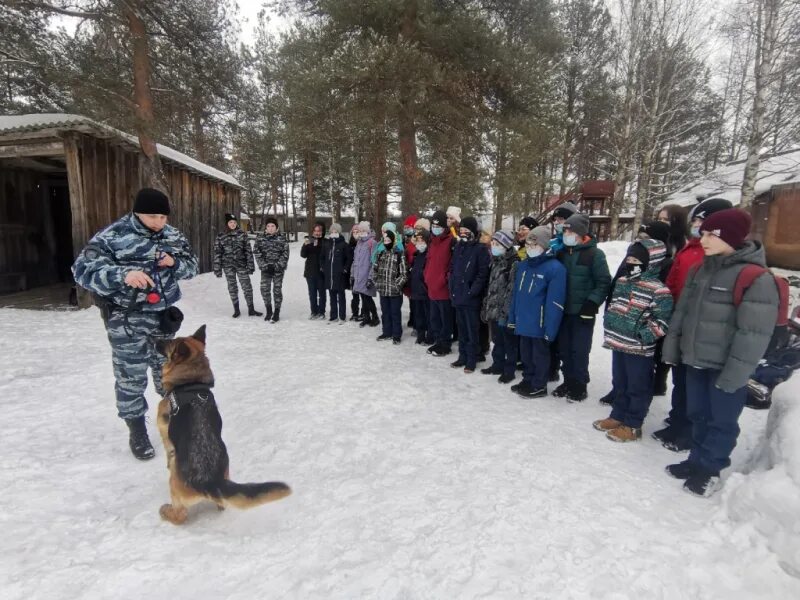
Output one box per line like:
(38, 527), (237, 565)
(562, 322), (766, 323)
(154, 325), (291, 525)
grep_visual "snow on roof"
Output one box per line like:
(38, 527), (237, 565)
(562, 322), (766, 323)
(660, 149), (800, 209)
(0, 113), (240, 187)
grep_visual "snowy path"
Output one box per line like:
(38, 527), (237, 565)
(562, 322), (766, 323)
(1, 242), (798, 599)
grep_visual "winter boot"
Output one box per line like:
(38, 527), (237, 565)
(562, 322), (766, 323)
(450, 358), (466, 368)
(662, 436), (692, 453)
(511, 381), (532, 396)
(431, 346), (451, 357)
(264, 306), (273, 321)
(592, 417), (622, 432)
(377, 333), (392, 341)
(481, 366), (502, 375)
(566, 382), (588, 403)
(683, 471), (721, 498)
(497, 373), (516, 384)
(518, 385), (547, 398)
(271, 307), (281, 323)
(651, 426), (677, 444)
(665, 461), (698, 480)
(392, 337), (402, 345)
(552, 380), (571, 398)
(606, 425), (642, 443)
(248, 304), (263, 317)
(126, 416), (155, 460)
(598, 390), (615, 406)
(232, 302), (241, 318)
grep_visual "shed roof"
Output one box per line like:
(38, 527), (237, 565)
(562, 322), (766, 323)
(0, 113), (240, 187)
(660, 149), (800, 209)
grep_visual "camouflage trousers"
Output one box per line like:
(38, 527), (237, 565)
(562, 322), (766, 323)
(224, 269), (254, 306)
(260, 272), (285, 312)
(104, 310), (173, 420)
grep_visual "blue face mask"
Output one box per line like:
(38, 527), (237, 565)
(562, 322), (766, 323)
(563, 233), (579, 247)
(491, 246), (505, 257)
(690, 225), (701, 238)
(432, 226), (444, 236)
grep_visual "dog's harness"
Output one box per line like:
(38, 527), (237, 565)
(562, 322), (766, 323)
(166, 382), (215, 416)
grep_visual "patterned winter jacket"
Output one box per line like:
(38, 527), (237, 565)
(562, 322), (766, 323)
(213, 227), (253, 275)
(603, 239), (674, 357)
(507, 252), (567, 340)
(372, 247), (407, 297)
(72, 212), (198, 311)
(253, 232), (289, 274)
(662, 241), (779, 392)
(352, 232), (377, 296)
(481, 248), (519, 323)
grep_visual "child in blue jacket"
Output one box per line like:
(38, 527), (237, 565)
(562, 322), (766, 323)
(507, 227), (567, 398)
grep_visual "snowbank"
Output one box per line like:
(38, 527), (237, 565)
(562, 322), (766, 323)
(722, 383), (800, 577)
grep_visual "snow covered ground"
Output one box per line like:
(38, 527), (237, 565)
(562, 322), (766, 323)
(2, 241), (799, 599)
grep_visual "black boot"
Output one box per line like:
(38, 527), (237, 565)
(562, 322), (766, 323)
(567, 382), (588, 403)
(265, 305), (273, 321)
(248, 303), (263, 317)
(271, 307), (280, 323)
(126, 416), (155, 461)
(232, 302), (241, 318)
(552, 380), (571, 398)
(598, 390), (615, 406)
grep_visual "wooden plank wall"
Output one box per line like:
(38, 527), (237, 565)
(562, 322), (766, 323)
(71, 133), (239, 274)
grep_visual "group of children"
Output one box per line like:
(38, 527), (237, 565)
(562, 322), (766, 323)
(297, 199), (782, 498)
(212, 197), (782, 499)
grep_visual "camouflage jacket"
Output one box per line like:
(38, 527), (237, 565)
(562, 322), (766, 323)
(252, 232), (290, 273)
(213, 227), (254, 275)
(72, 212), (198, 311)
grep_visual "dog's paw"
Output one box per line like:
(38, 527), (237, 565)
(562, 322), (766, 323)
(159, 503), (187, 525)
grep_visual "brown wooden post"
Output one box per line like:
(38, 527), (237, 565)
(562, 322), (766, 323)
(63, 134), (92, 308)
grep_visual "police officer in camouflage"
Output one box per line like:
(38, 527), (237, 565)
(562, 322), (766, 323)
(253, 217), (290, 323)
(213, 213), (262, 318)
(72, 188), (199, 460)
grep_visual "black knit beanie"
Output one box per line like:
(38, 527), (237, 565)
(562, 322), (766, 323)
(133, 188), (170, 215)
(461, 216), (479, 236)
(224, 213), (236, 223)
(638, 221), (670, 247)
(626, 242), (651, 270)
(431, 210), (448, 228)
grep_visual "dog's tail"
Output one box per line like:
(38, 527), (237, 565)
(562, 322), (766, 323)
(215, 479), (292, 509)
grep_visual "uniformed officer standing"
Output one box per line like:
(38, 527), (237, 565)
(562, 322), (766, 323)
(213, 213), (262, 318)
(72, 188), (198, 460)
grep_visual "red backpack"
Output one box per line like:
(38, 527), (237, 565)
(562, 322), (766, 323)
(733, 265), (792, 353)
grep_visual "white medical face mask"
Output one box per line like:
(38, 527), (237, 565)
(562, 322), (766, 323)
(330, 232), (339, 239)
(526, 246), (544, 258)
(563, 233), (578, 247)
(555, 223), (564, 233)
(415, 243), (427, 253)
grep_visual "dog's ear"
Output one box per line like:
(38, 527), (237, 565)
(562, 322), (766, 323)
(171, 340), (191, 362)
(154, 338), (171, 357)
(192, 325), (206, 345)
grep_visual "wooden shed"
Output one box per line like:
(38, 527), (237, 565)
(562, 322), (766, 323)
(751, 180), (800, 269)
(0, 114), (241, 302)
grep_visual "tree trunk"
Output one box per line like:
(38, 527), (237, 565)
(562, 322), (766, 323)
(304, 151), (316, 233)
(741, 0), (780, 209)
(397, 0), (419, 215)
(494, 129), (507, 231)
(375, 142), (388, 228)
(123, 1), (166, 191)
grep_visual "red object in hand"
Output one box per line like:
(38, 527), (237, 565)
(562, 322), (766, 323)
(146, 292), (161, 304)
